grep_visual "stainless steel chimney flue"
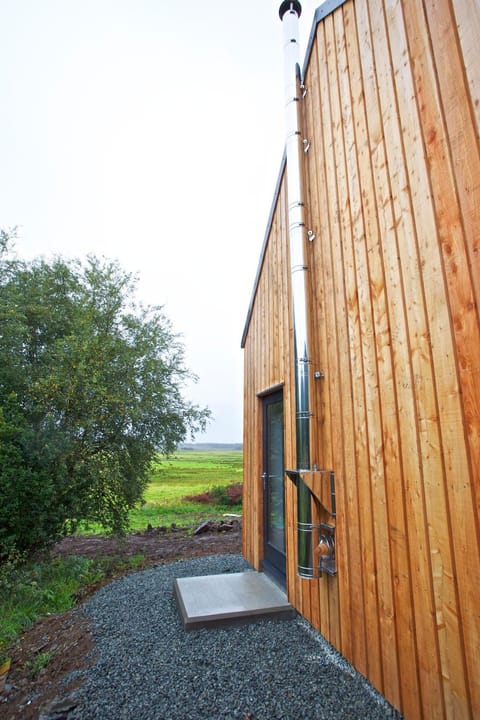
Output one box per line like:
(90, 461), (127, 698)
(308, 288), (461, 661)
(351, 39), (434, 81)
(279, 0), (315, 578)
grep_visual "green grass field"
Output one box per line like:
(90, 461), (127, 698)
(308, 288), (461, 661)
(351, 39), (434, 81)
(81, 448), (244, 534)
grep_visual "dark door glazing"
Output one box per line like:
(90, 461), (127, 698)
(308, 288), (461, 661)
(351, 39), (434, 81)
(263, 390), (286, 586)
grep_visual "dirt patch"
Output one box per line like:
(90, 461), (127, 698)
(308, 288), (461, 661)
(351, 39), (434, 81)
(52, 519), (242, 566)
(1, 520), (242, 720)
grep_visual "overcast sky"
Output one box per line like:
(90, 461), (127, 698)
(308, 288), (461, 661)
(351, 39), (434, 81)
(0, 0), (320, 444)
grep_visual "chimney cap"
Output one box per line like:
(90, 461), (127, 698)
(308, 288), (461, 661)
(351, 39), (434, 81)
(279, 1), (302, 20)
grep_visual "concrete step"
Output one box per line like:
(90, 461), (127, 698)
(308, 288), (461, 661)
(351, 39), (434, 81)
(173, 571), (296, 631)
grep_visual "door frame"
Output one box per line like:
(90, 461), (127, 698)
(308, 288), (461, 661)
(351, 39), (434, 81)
(261, 388), (287, 588)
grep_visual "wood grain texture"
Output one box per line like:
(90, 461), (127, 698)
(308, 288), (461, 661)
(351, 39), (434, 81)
(242, 1), (480, 717)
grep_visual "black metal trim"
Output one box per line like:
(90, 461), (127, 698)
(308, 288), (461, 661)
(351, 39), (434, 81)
(256, 382), (285, 398)
(279, 0), (302, 20)
(262, 390), (287, 586)
(261, 559), (287, 590)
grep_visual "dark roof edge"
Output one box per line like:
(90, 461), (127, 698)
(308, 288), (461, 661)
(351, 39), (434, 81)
(240, 0), (349, 349)
(240, 151), (286, 349)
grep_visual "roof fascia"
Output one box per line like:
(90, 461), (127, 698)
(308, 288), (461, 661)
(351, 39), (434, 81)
(241, 151), (286, 349)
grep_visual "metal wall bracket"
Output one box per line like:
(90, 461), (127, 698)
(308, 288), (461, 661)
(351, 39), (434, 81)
(307, 229), (316, 242)
(293, 469), (336, 517)
(303, 138), (311, 153)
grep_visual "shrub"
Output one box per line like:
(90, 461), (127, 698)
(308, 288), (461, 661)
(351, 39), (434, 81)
(184, 483), (243, 507)
(0, 237), (210, 555)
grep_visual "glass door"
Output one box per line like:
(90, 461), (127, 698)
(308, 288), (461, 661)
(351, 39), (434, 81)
(262, 390), (286, 586)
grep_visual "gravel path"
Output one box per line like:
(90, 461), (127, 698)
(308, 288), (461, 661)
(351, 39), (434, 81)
(62, 554), (402, 720)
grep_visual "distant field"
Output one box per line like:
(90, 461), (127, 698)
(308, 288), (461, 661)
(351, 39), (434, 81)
(81, 449), (243, 534)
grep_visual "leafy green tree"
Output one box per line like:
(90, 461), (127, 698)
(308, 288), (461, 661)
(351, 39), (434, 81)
(0, 233), (210, 554)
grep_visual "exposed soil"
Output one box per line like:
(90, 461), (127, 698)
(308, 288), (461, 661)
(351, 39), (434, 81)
(1, 519), (242, 720)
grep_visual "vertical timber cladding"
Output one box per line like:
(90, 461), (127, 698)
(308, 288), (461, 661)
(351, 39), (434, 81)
(242, 0), (480, 719)
(299, 0), (480, 719)
(242, 172), (297, 584)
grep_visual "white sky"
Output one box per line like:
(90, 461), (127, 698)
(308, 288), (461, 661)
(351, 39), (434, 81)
(0, 0), (320, 444)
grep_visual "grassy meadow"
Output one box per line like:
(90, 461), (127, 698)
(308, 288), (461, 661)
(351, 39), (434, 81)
(81, 448), (244, 534)
(129, 448), (243, 529)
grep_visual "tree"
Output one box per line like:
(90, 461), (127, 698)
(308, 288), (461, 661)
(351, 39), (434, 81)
(0, 234), (210, 554)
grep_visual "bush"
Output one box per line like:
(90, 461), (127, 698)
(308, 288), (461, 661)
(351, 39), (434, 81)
(0, 237), (210, 555)
(184, 483), (243, 507)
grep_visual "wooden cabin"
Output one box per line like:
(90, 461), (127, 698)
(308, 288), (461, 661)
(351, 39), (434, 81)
(241, 1), (480, 718)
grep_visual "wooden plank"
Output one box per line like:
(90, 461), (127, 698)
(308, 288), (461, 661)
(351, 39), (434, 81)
(319, 11), (371, 676)
(407, 2), (480, 716)
(244, 313), (254, 566)
(429, 0), (480, 315)
(383, 3), (473, 717)
(316, 9), (344, 647)
(343, 1), (421, 715)
(306, 28), (351, 659)
(277, 178), (294, 599)
(242, 339), (250, 563)
(244, 327), (254, 566)
(303, 34), (344, 649)
(326, 5), (382, 694)
(328, 5), (388, 688)
(272, 201), (280, 386)
(253, 314), (261, 570)
(261, 248), (267, 390)
(356, 0), (444, 715)
(452, 0), (480, 140)
(279, 177), (299, 607)
(317, 15), (367, 660)
(319, 13), (368, 670)
(336, 1), (404, 708)
(278, 189), (286, 397)
(249, 296), (256, 568)
(425, 0), (480, 532)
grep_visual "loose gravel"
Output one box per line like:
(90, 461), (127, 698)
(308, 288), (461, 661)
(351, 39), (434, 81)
(63, 554), (403, 720)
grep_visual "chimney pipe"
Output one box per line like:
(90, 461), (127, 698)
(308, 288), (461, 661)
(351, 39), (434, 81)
(279, 1), (314, 578)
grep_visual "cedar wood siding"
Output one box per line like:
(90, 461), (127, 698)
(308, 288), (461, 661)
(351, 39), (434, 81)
(241, 1), (480, 718)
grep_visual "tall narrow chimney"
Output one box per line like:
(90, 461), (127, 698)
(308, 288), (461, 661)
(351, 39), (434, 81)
(279, 1), (314, 578)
